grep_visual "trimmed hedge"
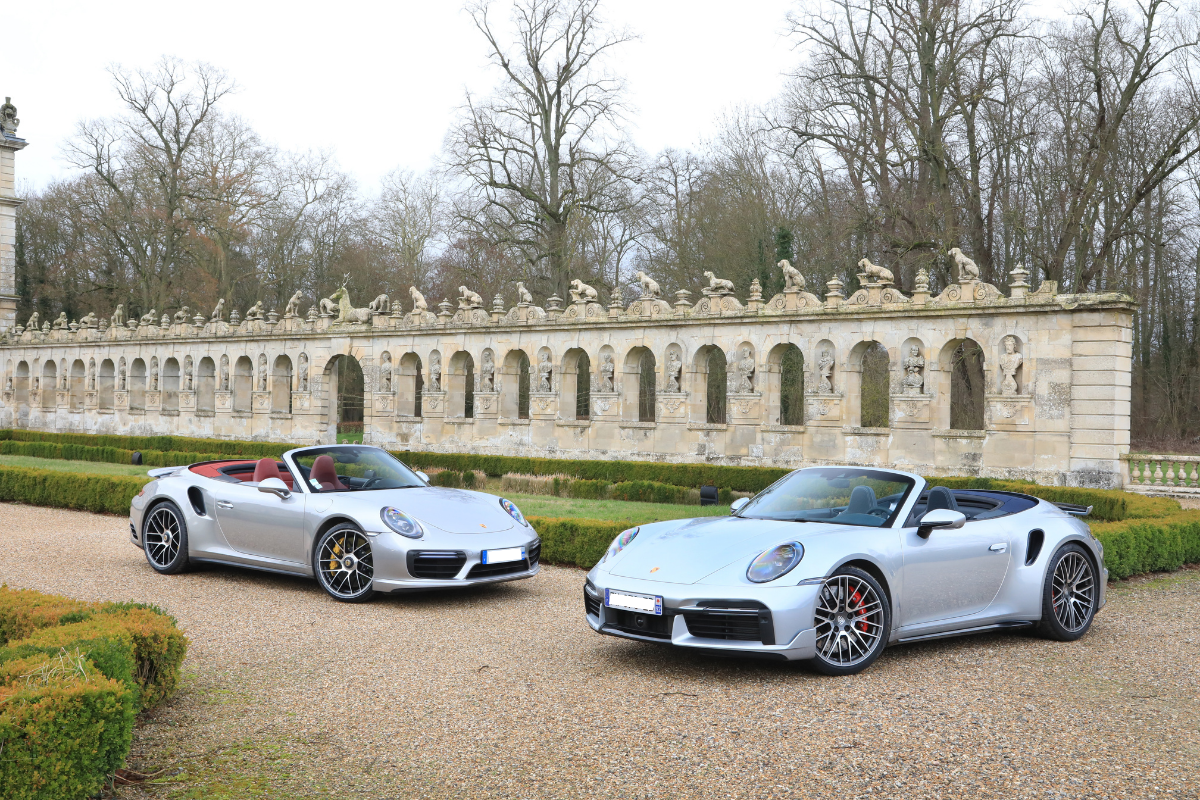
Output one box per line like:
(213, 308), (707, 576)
(0, 428), (290, 459)
(0, 587), (188, 799)
(1091, 510), (1200, 580)
(0, 466), (150, 515)
(529, 516), (626, 568)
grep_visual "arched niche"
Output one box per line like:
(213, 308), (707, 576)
(162, 357), (180, 413)
(398, 352), (424, 417)
(99, 359), (115, 410)
(690, 344), (727, 424)
(899, 337), (928, 396)
(847, 340), (890, 428)
(480, 348), (497, 393)
(534, 346), (555, 394)
(40, 359), (57, 410)
(322, 354), (365, 441)
(272, 355), (293, 413)
(500, 349), (530, 419)
(595, 345), (617, 395)
(997, 334), (1025, 396)
(812, 340), (836, 395)
(560, 348), (591, 420)
(619, 346), (657, 422)
(69, 359), (87, 412)
(766, 343), (805, 426)
(378, 351), (393, 395)
(129, 358), (146, 411)
(14, 361), (29, 409)
(447, 350), (475, 419)
(939, 338), (986, 430)
(197, 357), (216, 413)
(233, 356), (254, 413)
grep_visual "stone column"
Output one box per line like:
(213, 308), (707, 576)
(1069, 309), (1134, 487)
(0, 98), (26, 333)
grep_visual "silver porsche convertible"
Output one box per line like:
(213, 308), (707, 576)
(584, 466), (1106, 675)
(129, 444), (540, 602)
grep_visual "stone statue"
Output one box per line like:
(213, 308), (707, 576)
(600, 353), (615, 392)
(704, 271), (735, 295)
(219, 356), (230, 391)
(111, 304), (125, 328)
(915, 268), (930, 293)
(5, 376), (11, 391)
(150, 358), (159, 391)
(284, 291), (304, 317)
(537, 352), (553, 392)
(87, 359), (96, 390)
(211, 299), (225, 321)
(31, 376), (39, 393)
(298, 353), (309, 392)
(81, 311), (97, 328)
(817, 349), (835, 394)
(258, 354), (268, 391)
(379, 353), (392, 393)
(0, 97), (19, 136)
(569, 279), (598, 303)
(26, 312), (38, 330)
(458, 286), (483, 309)
(409, 287), (427, 312)
(53, 312), (68, 330)
(481, 351), (495, 392)
(517, 282), (533, 305)
(60, 362), (68, 390)
(666, 351), (682, 393)
(324, 286), (372, 324)
(948, 248), (980, 281)
(184, 356), (194, 391)
(368, 294), (390, 313)
(1000, 336), (1022, 395)
(735, 346), (755, 393)
(779, 259), (806, 290)
(319, 295), (338, 316)
(857, 258), (894, 284)
(173, 307), (190, 324)
(634, 271), (661, 299)
(42, 321), (50, 333)
(429, 352), (442, 391)
(139, 309), (157, 326)
(118, 359), (127, 391)
(902, 345), (925, 395)
(244, 301), (264, 321)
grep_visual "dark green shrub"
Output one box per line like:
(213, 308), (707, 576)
(0, 587), (90, 646)
(461, 470), (476, 489)
(529, 516), (626, 568)
(0, 466), (149, 515)
(431, 470), (462, 488)
(608, 481), (692, 504)
(567, 479), (609, 500)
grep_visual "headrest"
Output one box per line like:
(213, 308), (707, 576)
(252, 458), (282, 483)
(846, 485), (877, 514)
(926, 486), (959, 513)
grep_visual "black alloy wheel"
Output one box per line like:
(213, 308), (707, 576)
(810, 566), (891, 676)
(314, 523), (377, 603)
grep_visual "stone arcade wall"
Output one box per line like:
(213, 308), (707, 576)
(0, 270), (1135, 487)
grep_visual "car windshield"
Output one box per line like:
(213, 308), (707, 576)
(736, 468), (915, 527)
(291, 446), (425, 493)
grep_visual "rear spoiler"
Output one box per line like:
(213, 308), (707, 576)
(1053, 502), (1092, 517)
(147, 467), (183, 478)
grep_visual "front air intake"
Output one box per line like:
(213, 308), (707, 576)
(1026, 530), (1045, 566)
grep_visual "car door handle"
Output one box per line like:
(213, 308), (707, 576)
(216, 501), (233, 510)
(989, 543), (1008, 553)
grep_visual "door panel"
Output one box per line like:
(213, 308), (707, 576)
(212, 482), (308, 563)
(899, 518), (1013, 628)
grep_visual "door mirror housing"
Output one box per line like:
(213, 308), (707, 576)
(730, 497), (750, 514)
(257, 477), (290, 499)
(917, 508), (966, 538)
(415, 471), (430, 484)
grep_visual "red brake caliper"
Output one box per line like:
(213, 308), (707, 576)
(850, 588), (869, 632)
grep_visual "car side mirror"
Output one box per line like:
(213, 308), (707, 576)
(257, 477), (290, 499)
(730, 497), (749, 514)
(917, 508), (966, 539)
(415, 471), (430, 484)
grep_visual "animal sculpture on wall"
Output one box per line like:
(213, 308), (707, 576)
(634, 271), (660, 298)
(857, 258), (894, 285)
(779, 259), (805, 290)
(409, 287), (428, 312)
(569, 279), (598, 303)
(948, 247), (980, 281)
(703, 271), (735, 294)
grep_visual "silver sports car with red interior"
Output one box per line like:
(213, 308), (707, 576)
(129, 444), (540, 601)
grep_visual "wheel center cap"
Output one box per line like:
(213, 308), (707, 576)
(341, 556), (356, 570)
(836, 615), (847, 628)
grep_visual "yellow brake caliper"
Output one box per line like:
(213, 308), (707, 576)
(329, 536), (344, 571)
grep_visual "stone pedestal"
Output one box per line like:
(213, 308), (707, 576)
(85, 390), (98, 409)
(588, 391), (620, 420)
(180, 391), (196, 411)
(215, 391), (232, 412)
(373, 392), (395, 414)
(146, 390), (161, 411)
(292, 391), (312, 412)
(57, 390), (69, 408)
(655, 392), (688, 421)
(986, 394), (1034, 428)
(473, 391), (499, 419)
(529, 392), (557, 420)
(421, 391), (447, 418)
(252, 390), (270, 413)
(114, 391), (129, 411)
(805, 394), (843, 424)
(891, 394), (933, 426)
(727, 392), (762, 424)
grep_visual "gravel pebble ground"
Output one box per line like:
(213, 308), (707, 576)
(1, 502), (1197, 800)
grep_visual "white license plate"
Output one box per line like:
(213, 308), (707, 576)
(481, 547), (525, 565)
(605, 589), (663, 616)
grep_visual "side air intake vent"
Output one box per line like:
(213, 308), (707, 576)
(1026, 530), (1044, 566)
(187, 487), (206, 517)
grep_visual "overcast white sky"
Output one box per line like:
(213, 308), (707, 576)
(5, 0), (803, 193)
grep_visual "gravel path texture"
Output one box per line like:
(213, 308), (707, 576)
(1, 502), (1197, 800)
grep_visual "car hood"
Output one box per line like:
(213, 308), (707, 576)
(374, 488), (516, 534)
(608, 515), (868, 584)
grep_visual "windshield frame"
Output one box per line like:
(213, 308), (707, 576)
(283, 445), (428, 494)
(735, 466), (920, 528)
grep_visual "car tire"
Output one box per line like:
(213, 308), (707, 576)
(142, 500), (191, 575)
(809, 566), (891, 676)
(313, 523), (377, 603)
(1036, 543), (1098, 641)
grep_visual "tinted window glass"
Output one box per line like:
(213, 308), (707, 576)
(292, 446), (425, 492)
(737, 468), (915, 527)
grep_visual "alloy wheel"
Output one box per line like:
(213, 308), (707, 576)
(814, 574), (886, 668)
(144, 506), (182, 569)
(1051, 551), (1095, 633)
(317, 529), (374, 600)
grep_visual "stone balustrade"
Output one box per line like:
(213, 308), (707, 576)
(1122, 454), (1200, 493)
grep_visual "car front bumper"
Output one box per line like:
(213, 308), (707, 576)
(584, 574), (822, 661)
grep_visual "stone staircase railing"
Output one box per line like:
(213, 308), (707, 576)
(1123, 454), (1200, 493)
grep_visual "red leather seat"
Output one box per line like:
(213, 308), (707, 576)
(310, 455), (345, 491)
(252, 458), (283, 483)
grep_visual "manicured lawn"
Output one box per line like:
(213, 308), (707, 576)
(0, 454), (153, 476)
(488, 491), (730, 525)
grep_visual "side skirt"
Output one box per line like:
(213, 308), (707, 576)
(191, 557), (314, 579)
(897, 621), (1035, 644)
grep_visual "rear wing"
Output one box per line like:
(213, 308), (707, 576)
(1053, 502), (1092, 517)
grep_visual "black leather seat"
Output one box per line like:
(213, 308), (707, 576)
(925, 486), (960, 512)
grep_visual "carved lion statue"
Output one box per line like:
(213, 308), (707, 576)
(409, 286), (427, 312)
(53, 312), (68, 329)
(211, 298), (225, 321)
(703, 271), (735, 294)
(458, 286), (483, 309)
(948, 247), (980, 281)
(244, 300), (264, 320)
(26, 311), (38, 330)
(779, 259), (805, 290)
(634, 271), (660, 298)
(569, 279), (598, 303)
(173, 306), (190, 323)
(517, 282), (533, 305)
(110, 304), (125, 327)
(857, 258), (894, 285)
(284, 291), (304, 316)
(368, 293), (390, 313)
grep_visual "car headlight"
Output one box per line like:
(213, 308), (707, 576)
(499, 497), (528, 527)
(602, 527), (639, 563)
(380, 507), (424, 539)
(746, 542), (804, 583)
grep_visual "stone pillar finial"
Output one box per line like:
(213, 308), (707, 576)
(1008, 264), (1030, 300)
(825, 277), (844, 309)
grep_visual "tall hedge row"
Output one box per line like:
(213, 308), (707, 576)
(0, 466), (149, 515)
(0, 587), (188, 800)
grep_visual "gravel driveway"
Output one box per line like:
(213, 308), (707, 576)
(1, 503), (1197, 799)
